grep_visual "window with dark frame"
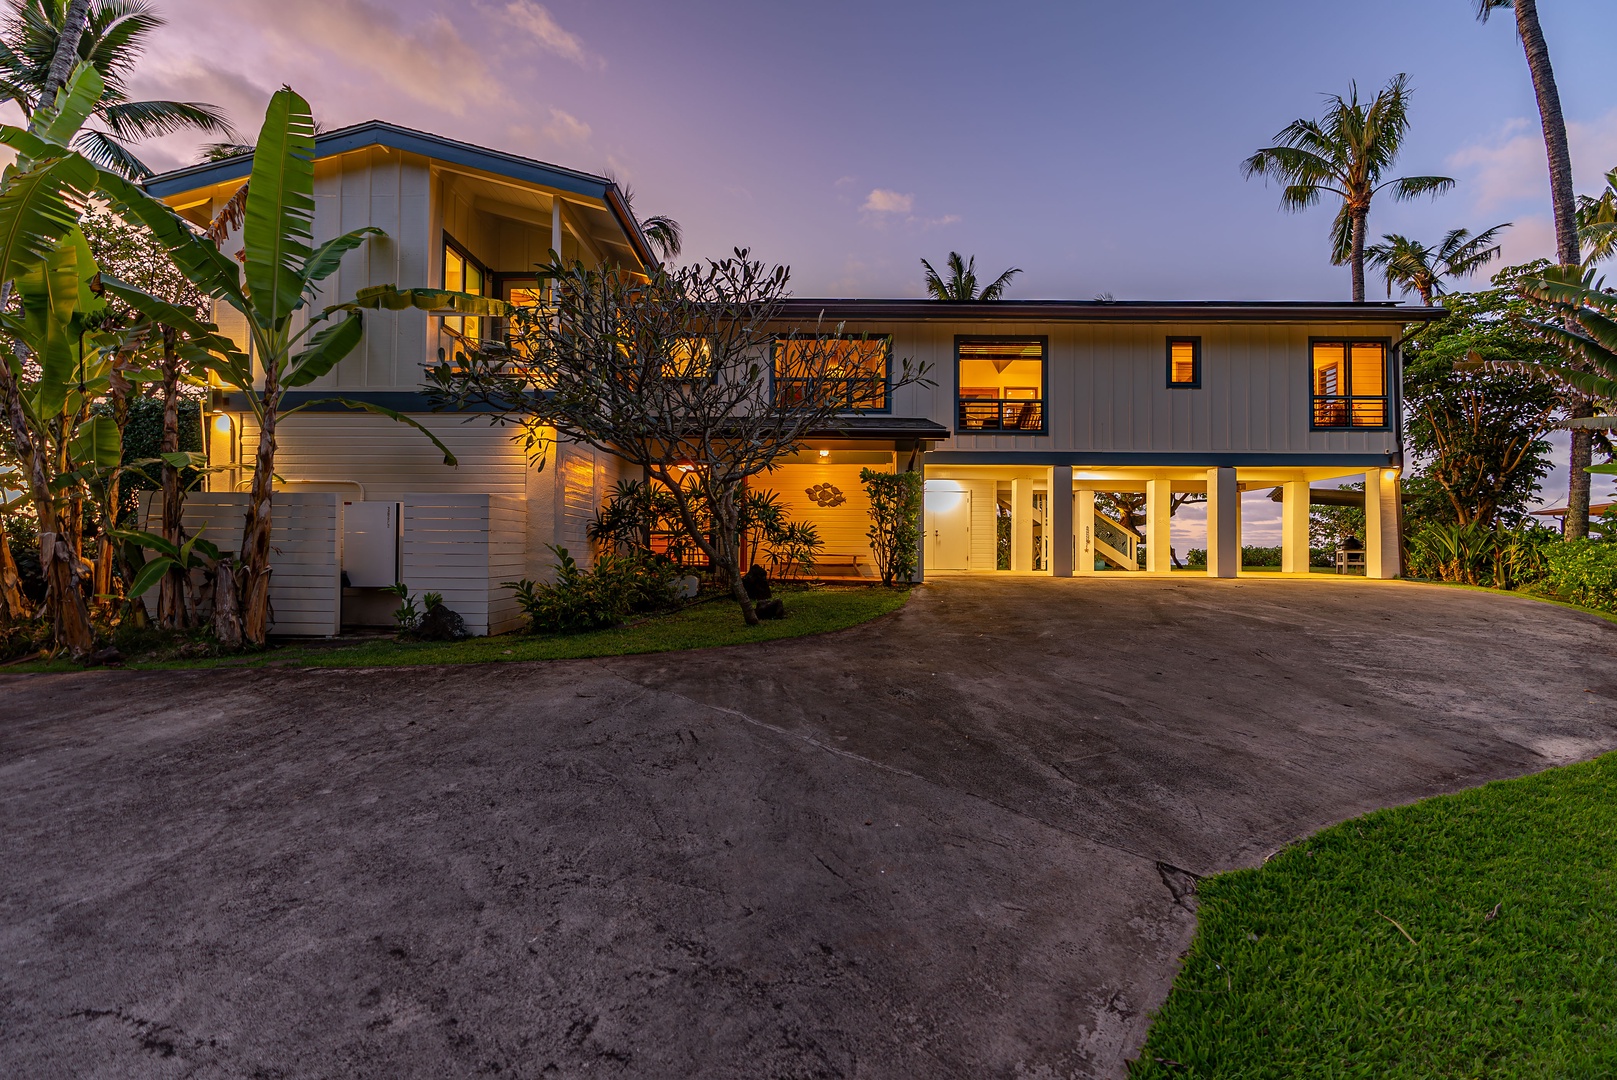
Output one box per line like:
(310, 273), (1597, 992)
(1166, 337), (1201, 388)
(1311, 340), (1388, 428)
(957, 338), (1046, 432)
(441, 234), (486, 342)
(773, 335), (890, 411)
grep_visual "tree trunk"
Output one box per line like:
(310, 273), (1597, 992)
(40, 0), (92, 103)
(1512, 0), (1592, 538)
(0, 512), (25, 621)
(157, 331), (188, 629)
(727, 562), (759, 626)
(239, 368), (279, 646)
(213, 556), (241, 649)
(1350, 207), (1369, 303)
(95, 351), (136, 610)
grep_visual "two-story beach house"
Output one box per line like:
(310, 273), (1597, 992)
(144, 122), (1438, 636)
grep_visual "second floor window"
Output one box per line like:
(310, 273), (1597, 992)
(1167, 337), (1201, 388)
(958, 338), (1045, 432)
(1312, 340), (1388, 428)
(774, 335), (889, 411)
(442, 236), (486, 341)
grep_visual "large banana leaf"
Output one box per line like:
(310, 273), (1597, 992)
(95, 275), (254, 386)
(89, 162), (248, 307)
(68, 413), (122, 468)
(285, 311), (364, 387)
(0, 148), (96, 283)
(284, 397), (459, 465)
(303, 228), (385, 293)
(14, 235), (82, 415)
(32, 64), (104, 151)
(243, 87), (316, 334)
(351, 284), (510, 316)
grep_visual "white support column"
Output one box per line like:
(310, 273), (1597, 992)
(1206, 466), (1239, 578)
(1145, 479), (1173, 573)
(1075, 489), (1096, 574)
(1011, 477), (1035, 572)
(1365, 467), (1402, 578)
(1282, 479), (1311, 574)
(1048, 466), (1073, 577)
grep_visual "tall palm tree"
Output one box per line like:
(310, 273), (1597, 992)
(0, 0), (232, 177)
(921, 251), (1021, 301)
(1365, 224), (1511, 305)
(1475, 0), (1595, 537)
(1241, 74), (1454, 303)
(610, 179), (681, 261)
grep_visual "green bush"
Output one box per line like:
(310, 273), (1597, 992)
(506, 546), (680, 634)
(860, 468), (922, 586)
(1405, 520), (1553, 589)
(1536, 539), (1617, 612)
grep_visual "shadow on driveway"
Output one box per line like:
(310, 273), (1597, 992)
(2, 577), (1614, 1078)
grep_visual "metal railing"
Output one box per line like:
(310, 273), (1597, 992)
(773, 377), (887, 411)
(958, 398), (1044, 431)
(1312, 395), (1387, 428)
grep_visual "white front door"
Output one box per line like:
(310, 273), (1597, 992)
(924, 482), (972, 570)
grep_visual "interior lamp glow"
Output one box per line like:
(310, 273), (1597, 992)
(212, 414), (233, 435)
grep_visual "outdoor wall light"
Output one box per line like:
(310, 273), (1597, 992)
(818, 448), (830, 459)
(1383, 469), (1398, 481)
(213, 413), (233, 435)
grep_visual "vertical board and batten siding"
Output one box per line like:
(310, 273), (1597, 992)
(141, 492), (341, 636)
(400, 494), (527, 636)
(863, 321), (1403, 458)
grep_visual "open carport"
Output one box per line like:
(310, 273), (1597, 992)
(2, 577), (1614, 1078)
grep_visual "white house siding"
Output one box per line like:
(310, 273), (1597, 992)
(143, 491), (342, 637)
(236, 413), (529, 503)
(552, 441), (631, 570)
(854, 321), (1404, 458)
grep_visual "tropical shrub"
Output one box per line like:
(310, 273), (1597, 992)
(1404, 520), (1554, 589)
(764, 520), (822, 580)
(506, 546), (679, 634)
(1536, 540), (1617, 612)
(860, 468), (922, 586)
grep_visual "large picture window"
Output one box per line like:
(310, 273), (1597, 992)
(773, 335), (889, 411)
(442, 235), (485, 341)
(957, 338), (1046, 432)
(1311, 339), (1388, 428)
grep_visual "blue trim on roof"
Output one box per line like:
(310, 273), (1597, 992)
(144, 120), (658, 268)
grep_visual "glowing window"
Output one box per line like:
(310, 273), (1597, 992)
(1312, 340), (1388, 428)
(774, 336), (889, 410)
(957, 338), (1045, 432)
(441, 235), (485, 341)
(1167, 338), (1201, 388)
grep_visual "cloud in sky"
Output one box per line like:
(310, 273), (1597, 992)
(498, 1), (602, 69)
(1447, 110), (1617, 209)
(862, 189), (914, 214)
(542, 107), (592, 146)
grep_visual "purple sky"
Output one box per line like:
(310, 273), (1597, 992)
(103, 0), (1617, 518)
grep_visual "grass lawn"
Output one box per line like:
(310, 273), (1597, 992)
(10, 586), (910, 672)
(1131, 752), (1617, 1078)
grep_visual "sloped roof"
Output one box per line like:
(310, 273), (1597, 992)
(141, 119), (657, 269)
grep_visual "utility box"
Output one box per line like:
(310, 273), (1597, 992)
(343, 501), (400, 588)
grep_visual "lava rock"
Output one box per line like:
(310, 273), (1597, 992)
(87, 645), (123, 666)
(742, 565), (772, 601)
(755, 598), (786, 620)
(415, 603), (469, 641)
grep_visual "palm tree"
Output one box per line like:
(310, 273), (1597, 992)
(1475, 0), (1595, 536)
(1576, 168), (1617, 264)
(1241, 74), (1454, 303)
(920, 251), (1021, 301)
(1365, 224), (1511, 305)
(0, 0), (232, 177)
(610, 179), (681, 261)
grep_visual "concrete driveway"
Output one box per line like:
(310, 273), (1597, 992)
(3, 577), (1615, 1079)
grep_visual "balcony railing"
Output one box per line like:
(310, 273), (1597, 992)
(1312, 395), (1387, 429)
(773, 376), (887, 411)
(959, 398), (1044, 432)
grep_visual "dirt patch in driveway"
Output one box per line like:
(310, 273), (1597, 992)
(2, 577), (1614, 1078)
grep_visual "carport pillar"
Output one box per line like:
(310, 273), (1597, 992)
(1145, 479), (1173, 573)
(1205, 467), (1240, 578)
(1075, 489), (1097, 574)
(1364, 467), (1402, 579)
(1011, 478), (1036, 572)
(1281, 480), (1311, 574)
(1048, 466), (1073, 577)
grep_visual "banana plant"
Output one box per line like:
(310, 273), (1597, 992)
(6, 84), (506, 646)
(0, 63), (114, 656)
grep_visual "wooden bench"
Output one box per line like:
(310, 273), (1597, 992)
(812, 553), (867, 578)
